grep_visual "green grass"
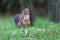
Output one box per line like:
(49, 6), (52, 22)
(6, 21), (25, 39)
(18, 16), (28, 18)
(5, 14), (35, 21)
(0, 15), (60, 40)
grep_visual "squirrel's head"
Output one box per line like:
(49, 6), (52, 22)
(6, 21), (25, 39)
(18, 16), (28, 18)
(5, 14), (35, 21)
(22, 6), (29, 15)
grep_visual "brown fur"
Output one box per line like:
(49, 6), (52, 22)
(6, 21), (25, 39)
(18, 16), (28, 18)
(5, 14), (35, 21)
(18, 15), (30, 27)
(18, 7), (30, 27)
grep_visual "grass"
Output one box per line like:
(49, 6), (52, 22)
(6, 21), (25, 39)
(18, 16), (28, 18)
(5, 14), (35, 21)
(0, 14), (60, 40)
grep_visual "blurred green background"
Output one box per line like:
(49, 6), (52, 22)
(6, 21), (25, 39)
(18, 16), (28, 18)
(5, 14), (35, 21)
(0, 0), (60, 40)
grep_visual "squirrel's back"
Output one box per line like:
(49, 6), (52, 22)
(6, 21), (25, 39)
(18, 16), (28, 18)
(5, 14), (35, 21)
(14, 13), (22, 26)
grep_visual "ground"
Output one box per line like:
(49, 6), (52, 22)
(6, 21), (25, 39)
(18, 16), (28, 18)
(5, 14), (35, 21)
(0, 14), (60, 40)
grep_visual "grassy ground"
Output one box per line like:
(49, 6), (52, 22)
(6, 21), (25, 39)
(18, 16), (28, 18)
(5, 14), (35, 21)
(0, 14), (60, 40)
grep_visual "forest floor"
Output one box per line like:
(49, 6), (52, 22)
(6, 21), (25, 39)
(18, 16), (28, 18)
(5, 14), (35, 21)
(0, 14), (60, 40)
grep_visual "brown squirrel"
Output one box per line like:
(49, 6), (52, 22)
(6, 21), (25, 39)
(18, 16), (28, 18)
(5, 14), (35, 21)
(18, 7), (30, 27)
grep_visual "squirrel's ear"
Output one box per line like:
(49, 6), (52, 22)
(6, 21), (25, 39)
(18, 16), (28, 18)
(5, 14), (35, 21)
(22, 6), (25, 10)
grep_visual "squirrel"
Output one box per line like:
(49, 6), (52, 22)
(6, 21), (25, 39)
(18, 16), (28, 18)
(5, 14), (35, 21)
(18, 7), (30, 28)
